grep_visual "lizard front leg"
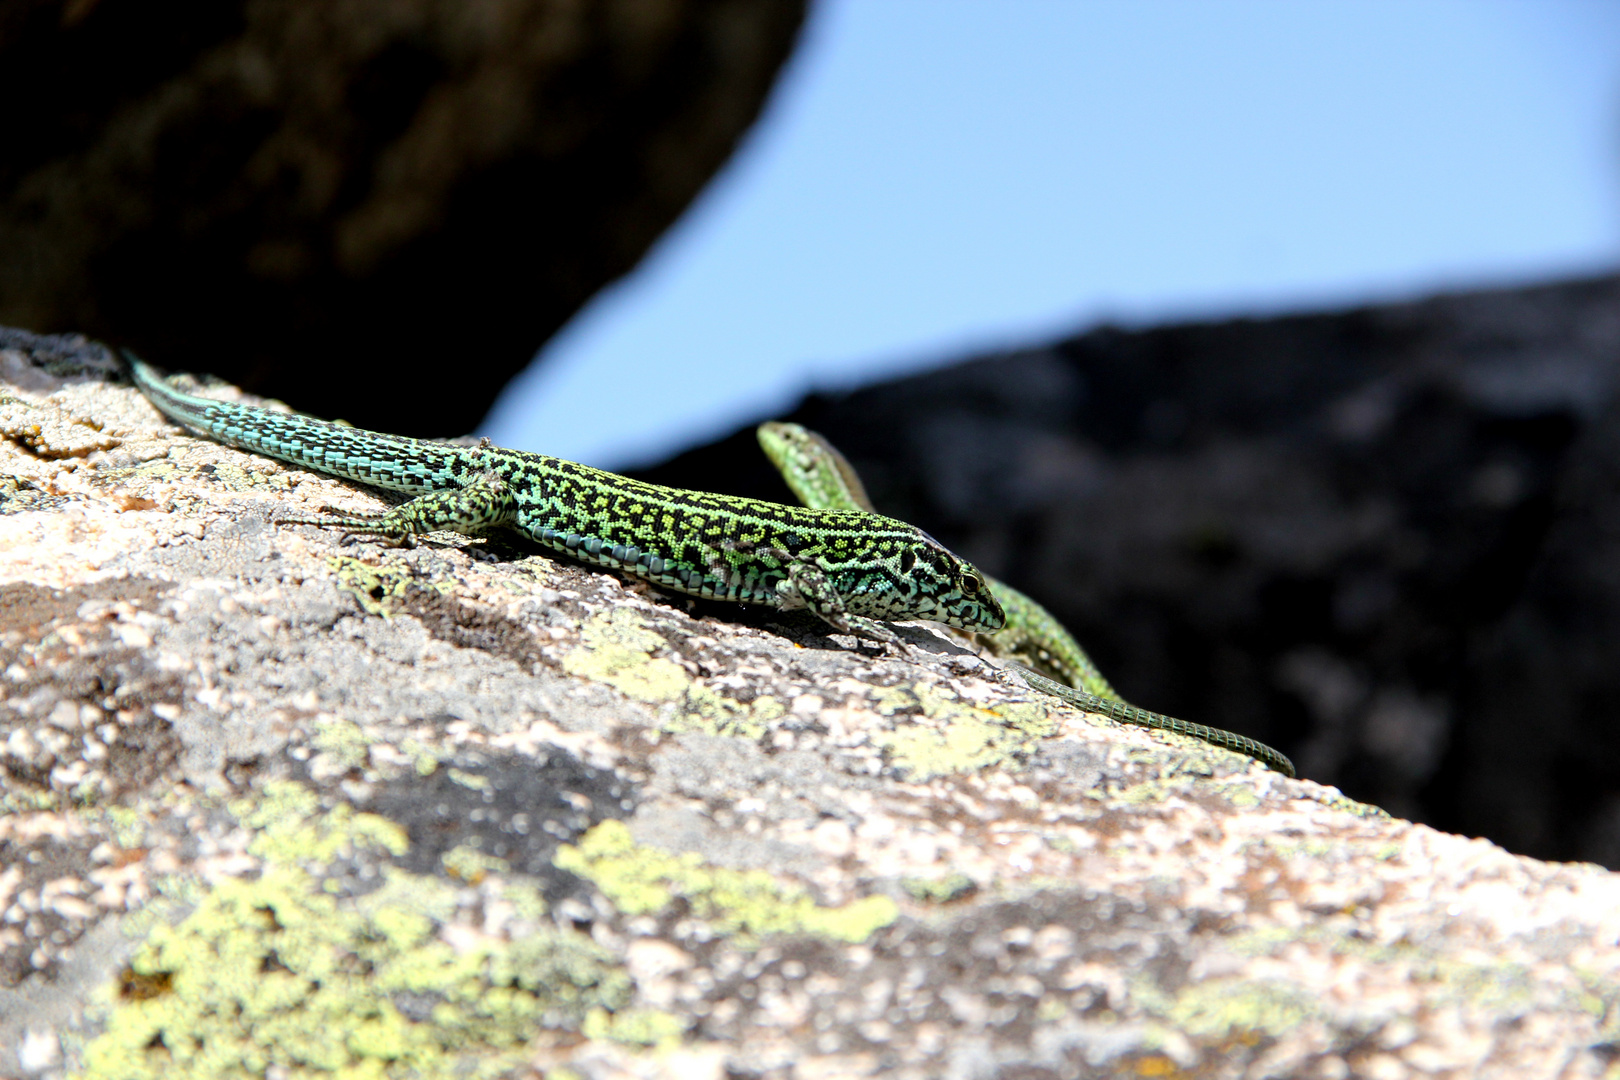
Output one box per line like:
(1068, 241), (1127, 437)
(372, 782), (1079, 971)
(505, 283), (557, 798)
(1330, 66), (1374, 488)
(280, 470), (516, 546)
(716, 539), (901, 646)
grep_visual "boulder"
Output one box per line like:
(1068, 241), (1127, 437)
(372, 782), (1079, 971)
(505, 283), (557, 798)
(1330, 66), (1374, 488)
(0, 0), (806, 434)
(2, 327), (1617, 1079)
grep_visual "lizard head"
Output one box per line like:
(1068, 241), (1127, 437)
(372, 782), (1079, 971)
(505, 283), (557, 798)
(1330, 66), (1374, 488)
(757, 421), (875, 513)
(835, 521), (1006, 632)
(909, 532), (1005, 632)
(758, 422), (1004, 632)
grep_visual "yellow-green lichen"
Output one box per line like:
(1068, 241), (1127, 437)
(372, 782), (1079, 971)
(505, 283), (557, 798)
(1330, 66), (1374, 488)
(1248, 836), (1338, 862)
(93, 804), (150, 851)
(1104, 746), (1262, 804)
(900, 873), (976, 904)
(196, 461), (295, 495)
(1109, 775), (1197, 807)
(326, 556), (452, 618)
(555, 821), (897, 945)
(564, 610), (789, 739)
(0, 788), (64, 814)
(79, 866), (628, 1080)
(581, 1006), (685, 1047)
(446, 767), (491, 792)
(1576, 969), (1620, 1044)
(1107, 762), (1281, 808)
(1217, 782), (1262, 809)
(311, 716), (370, 771)
(1157, 977), (1317, 1039)
(1092, 916), (1599, 1052)
(665, 684), (786, 740)
(441, 843), (511, 884)
(96, 458), (182, 488)
(873, 685), (1057, 780)
(327, 555), (413, 617)
(1208, 922), (1564, 1020)
(1035, 996), (1069, 1023)
(232, 780), (408, 867)
(400, 738), (445, 778)
(562, 610), (689, 704)
(1308, 788), (1392, 820)
(871, 685), (920, 716)
(77, 783), (631, 1080)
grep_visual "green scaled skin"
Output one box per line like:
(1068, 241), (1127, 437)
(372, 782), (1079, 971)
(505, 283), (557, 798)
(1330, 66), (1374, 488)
(756, 420), (1120, 697)
(126, 354), (1005, 645)
(1015, 668), (1295, 779)
(756, 421), (1295, 778)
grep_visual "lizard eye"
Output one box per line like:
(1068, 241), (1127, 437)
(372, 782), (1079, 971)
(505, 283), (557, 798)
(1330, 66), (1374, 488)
(960, 573), (980, 596)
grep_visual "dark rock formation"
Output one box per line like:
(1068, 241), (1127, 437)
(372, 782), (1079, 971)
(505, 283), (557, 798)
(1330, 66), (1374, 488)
(638, 273), (1620, 868)
(0, 0), (805, 435)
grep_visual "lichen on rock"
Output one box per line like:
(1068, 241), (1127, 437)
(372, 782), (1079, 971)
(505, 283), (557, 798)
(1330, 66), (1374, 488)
(2, 329), (1619, 1079)
(80, 782), (630, 1080)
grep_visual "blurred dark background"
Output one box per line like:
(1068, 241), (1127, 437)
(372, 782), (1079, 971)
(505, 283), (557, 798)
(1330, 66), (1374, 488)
(0, 0), (806, 433)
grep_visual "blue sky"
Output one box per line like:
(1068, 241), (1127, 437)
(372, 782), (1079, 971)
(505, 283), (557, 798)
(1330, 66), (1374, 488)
(484, 0), (1620, 468)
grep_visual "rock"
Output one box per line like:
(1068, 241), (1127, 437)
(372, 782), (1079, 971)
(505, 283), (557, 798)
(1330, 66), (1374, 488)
(0, 0), (806, 434)
(638, 273), (1620, 870)
(2, 327), (1618, 1078)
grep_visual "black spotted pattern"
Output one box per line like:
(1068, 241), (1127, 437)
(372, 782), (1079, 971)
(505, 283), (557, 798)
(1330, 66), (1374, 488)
(129, 356), (1005, 632)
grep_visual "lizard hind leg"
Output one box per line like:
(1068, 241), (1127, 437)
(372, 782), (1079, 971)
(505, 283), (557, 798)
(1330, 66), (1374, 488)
(278, 470), (516, 545)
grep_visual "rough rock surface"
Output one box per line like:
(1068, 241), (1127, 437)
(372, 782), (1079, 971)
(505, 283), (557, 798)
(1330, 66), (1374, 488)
(641, 273), (1620, 871)
(0, 0), (806, 434)
(2, 328), (1619, 1079)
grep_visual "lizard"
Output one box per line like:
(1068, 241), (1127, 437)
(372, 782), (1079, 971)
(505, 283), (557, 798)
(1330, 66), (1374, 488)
(758, 420), (1122, 699)
(756, 421), (1296, 777)
(124, 353), (1005, 646)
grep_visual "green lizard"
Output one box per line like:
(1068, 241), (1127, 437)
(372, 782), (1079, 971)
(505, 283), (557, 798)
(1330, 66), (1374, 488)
(125, 354), (1004, 645)
(758, 421), (1121, 699)
(757, 421), (1295, 777)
